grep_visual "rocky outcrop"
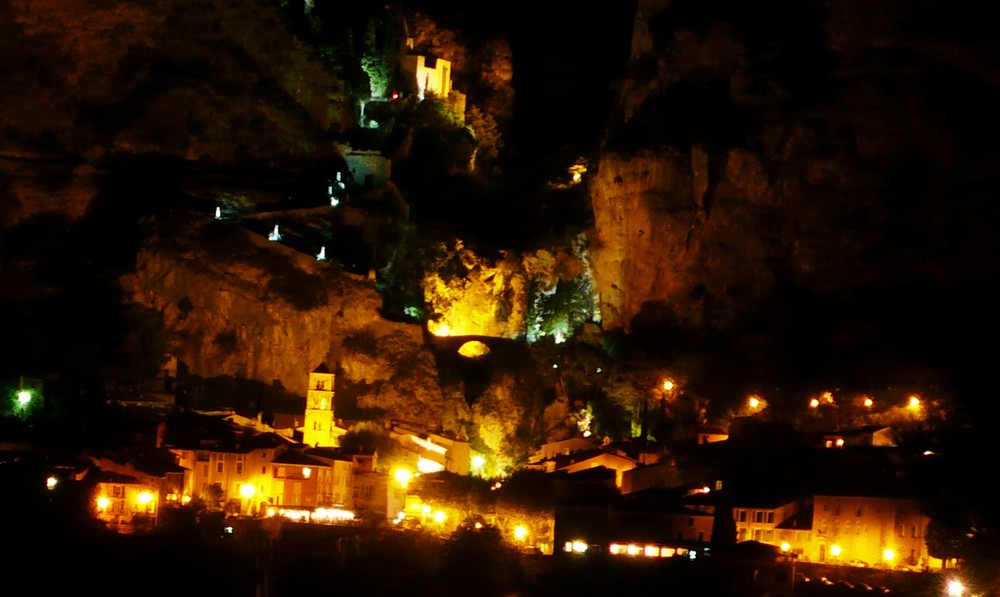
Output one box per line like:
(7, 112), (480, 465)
(590, 0), (1000, 332)
(120, 216), (454, 431)
(0, 161), (104, 226)
(0, 0), (352, 167)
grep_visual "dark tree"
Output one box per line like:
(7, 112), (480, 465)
(711, 499), (737, 545)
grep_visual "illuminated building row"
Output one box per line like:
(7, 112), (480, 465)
(733, 494), (935, 569)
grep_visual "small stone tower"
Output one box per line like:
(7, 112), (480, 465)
(303, 363), (336, 447)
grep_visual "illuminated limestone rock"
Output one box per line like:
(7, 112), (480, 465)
(421, 240), (598, 341)
(423, 243), (528, 338)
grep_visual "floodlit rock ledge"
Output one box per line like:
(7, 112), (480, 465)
(119, 216), (456, 430)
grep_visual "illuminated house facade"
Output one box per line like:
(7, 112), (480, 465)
(400, 54), (452, 99)
(389, 422), (473, 475)
(822, 425), (895, 449)
(529, 437), (599, 462)
(734, 499), (805, 546)
(93, 470), (159, 531)
(90, 455), (186, 506)
(305, 447), (358, 507)
(170, 432), (292, 513)
(537, 448), (639, 490)
(729, 493), (932, 568)
(354, 469), (406, 520)
(810, 495), (929, 568)
(399, 38), (466, 121)
(270, 450), (334, 508)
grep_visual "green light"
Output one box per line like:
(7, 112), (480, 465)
(16, 390), (31, 405)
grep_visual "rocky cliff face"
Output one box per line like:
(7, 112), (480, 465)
(120, 216), (458, 431)
(0, 0), (352, 171)
(590, 0), (1000, 335)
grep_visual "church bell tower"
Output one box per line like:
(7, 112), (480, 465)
(303, 363), (336, 447)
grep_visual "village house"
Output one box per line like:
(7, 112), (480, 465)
(809, 494), (930, 568)
(92, 469), (159, 532)
(169, 431), (294, 513)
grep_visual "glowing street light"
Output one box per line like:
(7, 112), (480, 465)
(809, 398), (820, 408)
(908, 395), (921, 410)
(97, 496), (110, 511)
(662, 380), (675, 392)
(136, 491), (154, 506)
(863, 396), (874, 408)
(749, 396), (760, 409)
(16, 390), (31, 405)
(514, 525), (528, 541)
(471, 455), (486, 473)
(46, 476), (58, 490)
(780, 542), (791, 552)
(240, 483), (256, 499)
(393, 468), (413, 489)
(830, 544), (842, 557)
(946, 578), (966, 597)
(882, 548), (896, 564)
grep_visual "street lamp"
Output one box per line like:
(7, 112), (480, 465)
(393, 468), (413, 489)
(946, 578), (966, 597)
(514, 525), (528, 541)
(240, 483), (256, 516)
